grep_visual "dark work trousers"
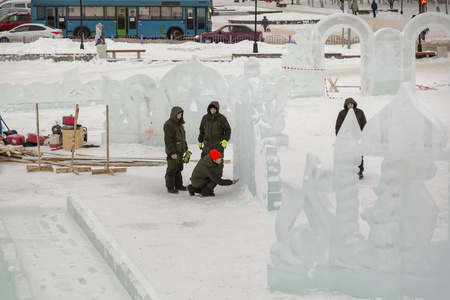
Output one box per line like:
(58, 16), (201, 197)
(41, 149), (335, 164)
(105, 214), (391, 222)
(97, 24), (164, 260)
(372, 10), (376, 17)
(358, 156), (364, 174)
(165, 153), (184, 189)
(191, 178), (217, 195)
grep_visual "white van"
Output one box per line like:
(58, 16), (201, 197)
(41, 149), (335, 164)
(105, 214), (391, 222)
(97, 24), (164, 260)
(0, 0), (31, 10)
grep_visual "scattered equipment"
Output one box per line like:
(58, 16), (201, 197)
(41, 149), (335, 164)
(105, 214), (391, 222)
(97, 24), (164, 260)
(56, 104), (91, 175)
(0, 115), (18, 144)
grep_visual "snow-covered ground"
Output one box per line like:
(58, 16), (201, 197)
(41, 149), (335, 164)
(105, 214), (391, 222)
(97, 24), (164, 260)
(0, 1), (449, 299)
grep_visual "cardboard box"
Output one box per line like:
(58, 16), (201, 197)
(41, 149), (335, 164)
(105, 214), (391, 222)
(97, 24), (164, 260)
(27, 133), (45, 145)
(62, 129), (84, 150)
(8, 134), (25, 145)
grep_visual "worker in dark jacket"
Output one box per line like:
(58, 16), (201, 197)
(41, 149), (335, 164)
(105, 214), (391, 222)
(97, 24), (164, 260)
(371, 0), (378, 18)
(164, 106), (189, 194)
(188, 149), (238, 197)
(335, 97), (367, 179)
(198, 101), (231, 159)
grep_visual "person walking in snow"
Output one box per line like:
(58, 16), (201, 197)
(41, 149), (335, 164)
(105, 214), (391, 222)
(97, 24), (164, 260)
(164, 106), (190, 194)
(371, 0), (378, 18)
(95, 23), (105, 46)
(188, 150), (238, 197)
(198, 101), (231, 159)
(352, 0), (359, 15)
(335, 97), (367, 179)
(261, 16), (269, 32)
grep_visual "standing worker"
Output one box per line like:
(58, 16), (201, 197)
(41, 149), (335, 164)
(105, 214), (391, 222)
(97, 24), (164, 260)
(188, 150), (238, 197)
(371, 0), (378, 18)
(164, 106), (190, 194)
(335, 98), (367, 179)
(198, 101), (231, 159)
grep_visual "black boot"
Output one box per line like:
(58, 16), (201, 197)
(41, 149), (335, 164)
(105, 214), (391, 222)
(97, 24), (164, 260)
(167, 188), (179, 194)
(188, 185), (195, 196)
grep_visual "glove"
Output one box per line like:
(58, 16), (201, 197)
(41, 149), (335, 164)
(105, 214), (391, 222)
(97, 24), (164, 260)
(220, 140), (227, 148)
(198, 142), (203, 149)
(183, 151), (192, 164)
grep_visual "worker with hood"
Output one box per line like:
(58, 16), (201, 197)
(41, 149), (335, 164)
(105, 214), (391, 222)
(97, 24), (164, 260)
(164, 106), (189, 193)
(198, 101), (231, 159)
(335, 97), (367, 179)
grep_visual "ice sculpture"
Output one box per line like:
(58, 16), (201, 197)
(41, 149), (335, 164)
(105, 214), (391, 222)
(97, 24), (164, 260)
(232, 58), (286, 210)
(102, 74), (168, 144)
(401, 12), (450, 91)
(159, 56), (231, 143)
(269, 83), (450, 299)
(373, 28), (402, 95)
(282, 26), (324, 97)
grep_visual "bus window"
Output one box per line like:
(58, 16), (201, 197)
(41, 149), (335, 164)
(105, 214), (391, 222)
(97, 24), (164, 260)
(150, 7), (160, 20)
(68, 6), (80, 19)
(173, 7), (182, 20)
(58, 8), (66, 29)
(104, 7), (115, 20)
(47, 8), (55, 27)
(197, 8), (205, 30)
(129, 8), (136, 30)
(85, 7), (103, 19)
(186, 8), (193, 30)
(37, 7), (45, 20)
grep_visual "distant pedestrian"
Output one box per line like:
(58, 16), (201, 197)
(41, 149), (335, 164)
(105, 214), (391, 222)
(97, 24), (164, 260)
(188, 150), (238, 197)
(335, 98), (367, 179)
(371, 0), (378, 17)
(95, 23), (105, 45)
(352, 0), (359, 15)
(164, 106), (189, 194)
(261, 16), (269, 32)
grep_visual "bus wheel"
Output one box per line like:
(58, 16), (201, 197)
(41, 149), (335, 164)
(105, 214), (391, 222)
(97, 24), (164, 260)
(170, 28), (182, 39)
(76, 28), (91, 39)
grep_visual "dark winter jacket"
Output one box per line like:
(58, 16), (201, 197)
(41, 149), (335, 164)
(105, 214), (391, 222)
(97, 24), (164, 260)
(371, 1), (378, 10)
(262, 17), (269, 28)
(335, 98), (367, 135)
(164, 106), (188, 156)
(198, 101), (231, 148)
(190, 154), (233, 188)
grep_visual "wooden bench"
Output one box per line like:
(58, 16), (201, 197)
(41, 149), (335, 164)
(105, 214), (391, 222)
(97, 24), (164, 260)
(106, 49), (146, 59)
(416, 51), (436, 59)
(328, 78), (360, 92)
(276, 3), (288, 7)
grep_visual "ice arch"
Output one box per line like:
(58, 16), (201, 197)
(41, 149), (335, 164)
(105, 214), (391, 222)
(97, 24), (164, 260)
(315, 13), (375, 95)
(402, 12), (450, 91)
(373, 28), (403, 95)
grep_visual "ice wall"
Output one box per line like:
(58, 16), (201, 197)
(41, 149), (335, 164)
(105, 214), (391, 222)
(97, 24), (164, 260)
(268, 83), (450, 299)
(231, 58), (286, 210)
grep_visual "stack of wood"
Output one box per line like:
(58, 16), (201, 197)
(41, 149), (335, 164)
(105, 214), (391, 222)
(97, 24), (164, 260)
(0, 139), (38, 161)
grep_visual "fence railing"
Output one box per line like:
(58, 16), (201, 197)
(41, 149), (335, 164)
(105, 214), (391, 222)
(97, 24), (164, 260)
(0, 34), (360, 46)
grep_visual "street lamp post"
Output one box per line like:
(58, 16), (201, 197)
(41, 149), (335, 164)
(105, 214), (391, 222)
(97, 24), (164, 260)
(79, 0), (84, 49)
(253, 0), (258, 53)
(401, 0), (404, 14)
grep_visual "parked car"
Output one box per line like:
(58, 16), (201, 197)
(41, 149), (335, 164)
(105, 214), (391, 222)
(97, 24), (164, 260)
(0, 11), (30, 31)
(199, 25), (263, 43)
(0, 0), (31, 10)
(0, 7), (29, 19)
(0, 23), (62, 42)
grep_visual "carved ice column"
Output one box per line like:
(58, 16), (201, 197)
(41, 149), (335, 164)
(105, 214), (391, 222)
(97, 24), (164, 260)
(332, 109), (363, 267)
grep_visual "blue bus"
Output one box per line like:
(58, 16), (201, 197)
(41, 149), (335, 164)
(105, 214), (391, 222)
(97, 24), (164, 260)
(30, 0), (212, 38)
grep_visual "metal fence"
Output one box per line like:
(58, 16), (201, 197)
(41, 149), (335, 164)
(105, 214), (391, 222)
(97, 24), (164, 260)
(0, 33), (360, 46)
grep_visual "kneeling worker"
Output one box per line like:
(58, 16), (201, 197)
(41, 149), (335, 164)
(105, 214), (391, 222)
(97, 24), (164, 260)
(188, 149), (238, 197)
